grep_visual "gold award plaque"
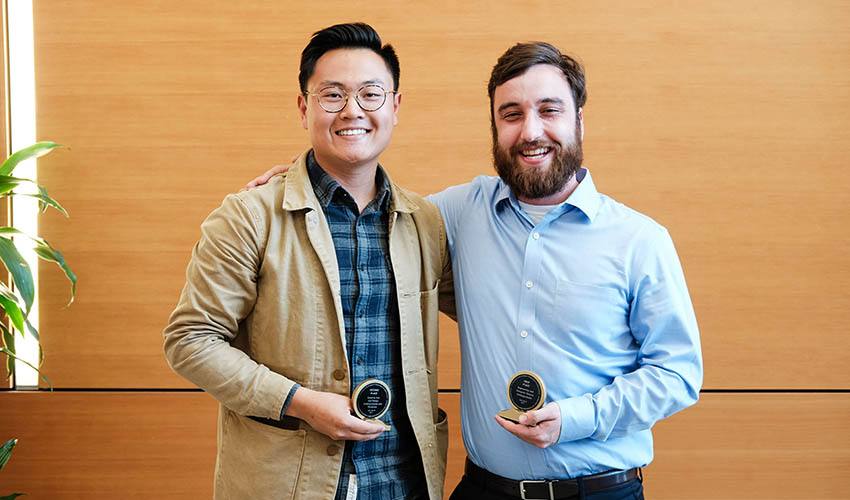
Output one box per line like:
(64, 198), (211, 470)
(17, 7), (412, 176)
(498, 371), (546, 424)
(351, 379), (391, 430)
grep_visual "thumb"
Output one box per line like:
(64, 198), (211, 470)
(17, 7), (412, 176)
(518, 410), (540, 426)
(523, 403), (559, 426)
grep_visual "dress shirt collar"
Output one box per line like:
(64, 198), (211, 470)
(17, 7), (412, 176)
(496, 167), (600, 223)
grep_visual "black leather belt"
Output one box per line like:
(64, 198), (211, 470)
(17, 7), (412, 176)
(465, 458), (639, 500)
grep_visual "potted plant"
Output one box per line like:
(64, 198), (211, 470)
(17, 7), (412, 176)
(0, 142), (76, 498)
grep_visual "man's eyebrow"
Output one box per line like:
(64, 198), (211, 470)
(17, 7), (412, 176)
(497, 102), (520, 114)
(497, 97), (567, 114)
(540, 97), (566, 106)
(316, 79), (387, 88)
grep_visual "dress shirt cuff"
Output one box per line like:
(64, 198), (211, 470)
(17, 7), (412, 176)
(279, 383), (301, 420)
(556, 394), (596, 444)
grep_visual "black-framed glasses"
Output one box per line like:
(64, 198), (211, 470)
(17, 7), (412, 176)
(303, 84), (396, 113)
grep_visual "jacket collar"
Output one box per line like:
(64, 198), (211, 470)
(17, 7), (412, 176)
(281, 150), (417, 214)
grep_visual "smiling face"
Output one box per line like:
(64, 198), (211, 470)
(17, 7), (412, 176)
(298, 48), (400, 174)
(492, 63), (584, 202)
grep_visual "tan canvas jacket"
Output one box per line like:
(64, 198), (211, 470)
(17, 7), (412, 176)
(163, 152), (453, 499)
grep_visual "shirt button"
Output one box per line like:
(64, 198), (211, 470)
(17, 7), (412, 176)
(525, 281), (533, 288)
(356, 357), (363, 365)
(520, 330), (528, 338)
(533, 232), (540, 239)
(352, 453), (359, 459)
(358, 310), (365, 318)
(327, 445), (340, 456)
(333, 369), (345, 381)
(359, 264), (366, 271)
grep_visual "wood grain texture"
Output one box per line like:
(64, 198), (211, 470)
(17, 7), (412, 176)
(0, 392), (847, 499)
(644, 393), (850, 499)
(27, 1), (850, 389)
(0, 391), (218, 498)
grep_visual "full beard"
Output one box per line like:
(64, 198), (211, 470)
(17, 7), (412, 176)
(492, 129), (583, 200)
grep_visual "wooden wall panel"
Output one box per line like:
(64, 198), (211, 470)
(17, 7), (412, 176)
(645, 393), (850, 499)
(30, 1), (850, 390)
(1, 392), (847, 499)
(0, 391), (218, 498)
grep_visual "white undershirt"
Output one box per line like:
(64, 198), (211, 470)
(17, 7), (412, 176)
(518, 200), (560, 225)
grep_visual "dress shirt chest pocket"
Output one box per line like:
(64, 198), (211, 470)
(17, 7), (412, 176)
(552, 279), (628, 341)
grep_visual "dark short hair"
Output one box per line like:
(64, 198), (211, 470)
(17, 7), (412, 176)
(487, 42), (587, 121)
(299, 22), (400, 93)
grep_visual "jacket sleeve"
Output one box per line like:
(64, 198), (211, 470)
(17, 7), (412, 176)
(163, 193), (293, 420)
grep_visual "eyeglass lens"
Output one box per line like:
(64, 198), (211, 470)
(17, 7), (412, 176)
(317, 85), (388, 112)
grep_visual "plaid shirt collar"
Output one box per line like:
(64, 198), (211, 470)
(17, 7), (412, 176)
(305, 150), (392, 212)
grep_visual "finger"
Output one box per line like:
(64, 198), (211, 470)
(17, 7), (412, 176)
(520, 410), (545, 427)
(348, 429), (384, 441)
(346, 416), (387, 437)
(494, 414), (524, 434)
(494, 415), (540, 444)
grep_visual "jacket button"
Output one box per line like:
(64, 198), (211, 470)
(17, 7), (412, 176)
(333, 370), (345, 381)
(327, 445), (340, 456)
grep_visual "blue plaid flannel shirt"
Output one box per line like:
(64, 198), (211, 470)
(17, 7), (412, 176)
(306, 152), (427, 500)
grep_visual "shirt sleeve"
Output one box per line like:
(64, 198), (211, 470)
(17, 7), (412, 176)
(556, 226), (703, 443)
(427, 182), (474, 319)
(279, 383), (301, 419)
(163, 193), (294, 421)
(426, 181), (478, 251)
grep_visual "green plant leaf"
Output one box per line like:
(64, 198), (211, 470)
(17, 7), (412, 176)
(24, 317), (39, 342)
(0, 494), (25, 500)
(0, 347), (51, 388)
(1, 324), (15, 378)
(0, 438), (18, 470)
(0, 282), (26, 335)
(14, 192), (69, 218)
(0, 141), (63, 176)
(0, 176), (69, 217)
(0, 176), (28, 195)
(32, 246), (75, 306)
(0, 238), (33, 313)
(0, 228), (75, 306)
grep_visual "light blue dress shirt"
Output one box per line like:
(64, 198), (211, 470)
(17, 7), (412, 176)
(428, 168), (703, 480)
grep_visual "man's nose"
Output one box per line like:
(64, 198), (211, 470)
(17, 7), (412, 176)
(339, 94), (365, 118)
(520, 114), (544, 142)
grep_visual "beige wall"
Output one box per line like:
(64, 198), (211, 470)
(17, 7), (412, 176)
(1, 0), (848, 497)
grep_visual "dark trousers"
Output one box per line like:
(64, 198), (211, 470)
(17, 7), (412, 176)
(448, 473), (644, 500)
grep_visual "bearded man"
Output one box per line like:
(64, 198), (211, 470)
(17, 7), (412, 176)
(430, 42), (702, 500)
(248, 41), (702, 500)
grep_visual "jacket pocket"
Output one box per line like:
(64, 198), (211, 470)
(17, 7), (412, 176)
(434, 407), (449, 467)
(215, 408), (307, 500)
(418, 280), (440, 374)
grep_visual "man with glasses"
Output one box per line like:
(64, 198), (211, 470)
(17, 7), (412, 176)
(164, 23), (450, 500)
(251, 41), (702, 500)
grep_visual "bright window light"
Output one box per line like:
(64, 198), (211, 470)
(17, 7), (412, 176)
(8, 0), (39, 389)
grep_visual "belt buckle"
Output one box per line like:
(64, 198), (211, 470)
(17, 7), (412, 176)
(519, 479), (554, 500)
